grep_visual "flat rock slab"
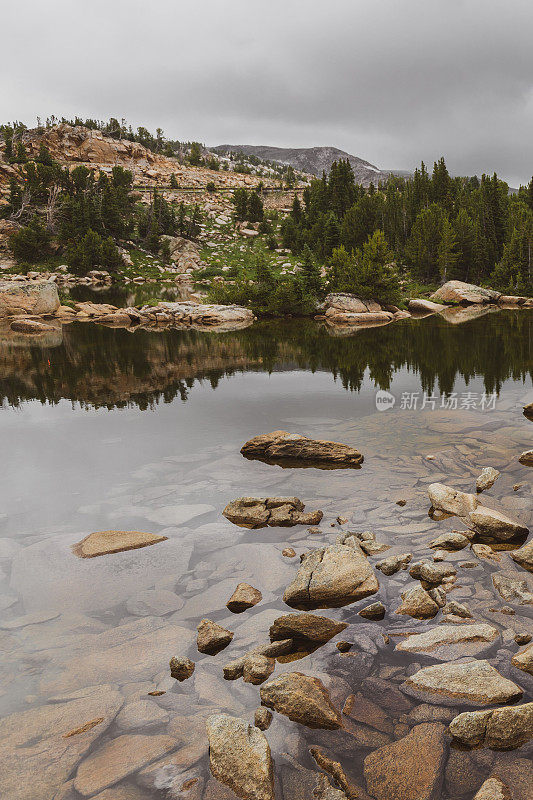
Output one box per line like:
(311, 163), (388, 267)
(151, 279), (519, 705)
(283, 537), (378, 610)
(74, 734), (177, 796)
(395, 624), (500, 661)
(72, 530), (168, 558)
(363, 722), (447, 800)
(206, 713), (274, 800)
(240, 430), (363, 467)
(269, 613), (347, 643)
(0, 685), (123, 800)
(223, 496), (323, 529)
(402, 660), (523, 707)
(260, 671), (342, 729)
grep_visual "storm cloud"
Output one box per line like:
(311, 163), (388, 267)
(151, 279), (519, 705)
(2, 0), (533, 185)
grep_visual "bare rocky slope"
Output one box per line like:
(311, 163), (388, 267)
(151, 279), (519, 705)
(213, 144), (410, 185)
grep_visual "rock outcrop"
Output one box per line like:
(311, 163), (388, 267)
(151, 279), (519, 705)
(205, 714), (275, 800)
(240, 430), (364, 467)
(402, 660), (523, 707)
(0, 280), (60, 317)
(449, 702), (533, 750)
(283, 534), (378, 609)
(222, 496), (323, 528)
(429, 280), (501, 305)
(259, 671), (342, 729)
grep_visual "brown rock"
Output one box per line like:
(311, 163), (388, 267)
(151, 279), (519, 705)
(408, 298), (446, 313)
(469, 506), (529, 541)
(449, 702), (533, 750)
(197, 619), (234, 655)
(254, 707), (272, 731)
(343, 692), (394, 734)
(242, 655), (275, 685)
(358, 602), (385, 620)
(473, 777), (511, 800)
(72, 530), (167, 558)
(222, 496), (322, 528)
(518, 450), (533, 466)
(169, 656), (195, 681)
(0, 279), (60, 317)
(260, 672), (342, 729)
(310, 747), (365, 800)
(376, 552), (412, 575)
(396, 585), (440, 619)
(269, 613), (347, 644)
(511, 641), (533, 675)
(226, 583), (262, 613)
(402, 660), (523, 707)
(510, 539), (533, 572)
(395, 623), (499, 661)
(240, 430), (363, 467)
(363, 723), (447, 800)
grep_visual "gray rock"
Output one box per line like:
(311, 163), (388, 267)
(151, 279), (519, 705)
(473, 777), (511, 800)
(492, 574), (533, 605)
(396, 623), (500, 661)
(240, 430), (364, 467)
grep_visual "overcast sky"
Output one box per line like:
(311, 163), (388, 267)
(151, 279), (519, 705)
(2, 1), (532, 185)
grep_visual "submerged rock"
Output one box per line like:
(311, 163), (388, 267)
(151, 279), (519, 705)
(449, 702), (533, 750)
(510, 539), (533, 572)
(511, 642), (533, 675)
(283, 535), (378, 610)
(473, 778), (511, 800)
(492, 574), (533, 605)
(10, 318), (56, 333)
(240, 430), (364, 467)
(358, 601), (386, 620)
(205, 714), (275, 800)
(222, 496), (323, 528)
(72, 530), (168, 558)
(402, 660), (523, 707)
(226, 582), (262, 612)
(518, 450), (533, 466)
(260, 671), (342, 729)
(363, 722), (447, 800)
(396, 585), (440, 619)
(476, 467), (501, 493)
(395, 624), (499, 661)
(469, 506), (529, 541)
(376, 552), (412, 576)
(197, 619), (234, 655)
(269, 612), (347, 644)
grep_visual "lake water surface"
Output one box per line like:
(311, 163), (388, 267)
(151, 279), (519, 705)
(1, 311), (532, 799)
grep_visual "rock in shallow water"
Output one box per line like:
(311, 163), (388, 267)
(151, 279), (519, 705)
(363, 722), (447, 800)
(402, 660), (523, 707)
(510, 539), (533, 572)
(259, 671), (342, 729)
(511, 641), (533, 675)
(169, 656), (195, 681)
(240, 430), (364, 467)
(395, 623), (500, 661)
(269, 612), (347, 644)
(197, 619), (234, 655)
(226, 582), (262, 612)
(395, 585), (440, 619)
(449, 702), (533, 750)
(72, 529), (168, 558)
(206, 713), (275, 800)
(283, 534), (378, 610)
(376, 552), (412, 576)
(473, 777), (512, 800)
(476, 467), (501, 493)
(222, 496), (323, 528)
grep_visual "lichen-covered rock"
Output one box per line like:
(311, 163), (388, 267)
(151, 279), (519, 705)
(473, 777), (511, 800)
(0, 280), (60, 317)
(222, 496), (323, 528)
(260, 672), (342, 729)
(449, 702), (533, 750)
(376, 552), (412, 575)
(283, 535), (378, 609)
(402, 660), (523, 707)
(206, 714), (275, 800)
(242, 654), (275, 685)
(240, 430), (363, 467)
(169, 656), (195, 681)
(363, 723), (447, 800)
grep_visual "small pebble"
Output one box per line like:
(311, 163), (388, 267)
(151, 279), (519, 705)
(514, 633), (532, 645)
(282, 547), (296, 558)
(148, 690), (166, 696)
(396, 499), (407, 507)
(336, 641), (352, 652)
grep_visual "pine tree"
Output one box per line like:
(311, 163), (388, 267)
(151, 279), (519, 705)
(300, 244), (322, 294)
(247, 191), (264, 223)
(170, 173), (178, 189)
(437, 216), (458, 283)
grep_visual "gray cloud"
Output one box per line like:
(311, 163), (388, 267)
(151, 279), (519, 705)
(2, 0), (533, 185)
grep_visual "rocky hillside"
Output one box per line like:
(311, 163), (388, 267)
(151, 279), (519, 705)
(213, 144), (405, 185)
(0, 125), (280, 193)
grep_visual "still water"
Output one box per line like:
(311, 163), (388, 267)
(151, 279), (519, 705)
(0, 311), (532, 799)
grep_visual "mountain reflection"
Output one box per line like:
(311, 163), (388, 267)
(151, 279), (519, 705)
(0, 312), (531, 410)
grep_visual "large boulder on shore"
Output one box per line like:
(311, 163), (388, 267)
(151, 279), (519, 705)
(0, 280), (60, 317)
(324, 293), (383, 314)
(240, 430), (363, 467)
(408, 298), (446, 314)
(206, 714), (275, 800)
(429, 280), (501, 305)
(283, 534), (378, 609)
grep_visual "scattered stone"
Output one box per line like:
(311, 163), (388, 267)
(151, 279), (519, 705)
(511, 642), (533, 675)
(283, 535), (378, 610)
(240, 430), (364, 467)
(472, 543), (501, 562)
(524, 402), (533, 420)
(396, 585), (440, 619)
(72, 530), (167, 558)
(336, 516), (348, 525)
(170, 657), (195, 682)
(62, 718), (105, 738)
(74, 734), (176, 796)
(222, 496), (323, 528)
(363, 722), (447, 800)
(402, 660), (523, 707)
(395, 623), (499, 660)
(476, 467), (501, 493)
(473, 777), (511, 800)
(510, 539), (533, 572)
(242, 655), (275, 685)
(254, 708), (272, 731)
(115, 700), (169, 732)
(206, 714), (274, 800)
(513, 482), (525, 491)
(518, 450), (533, 466)
(358, 602), (385, 620)
(428, 483), (478, 517)
(396, 499), (407, 507)
(514, 633), (532, 645)
(282, 548), (296, 558)
(376, 553), (412, 576)
(223, 640), (293, 681)
(269, 613), (347, 644)
(492, 574), (533, 605)
(197, 619), (234, 655)
(409, 561), (457, 585)
(442, 599), (473, 618)
(226, 583), (262, 613)
(449, 702), (533, 750)
(429, 531), (469, 550)
(260, 672), (342, 729)
(310, 746), (364, 799)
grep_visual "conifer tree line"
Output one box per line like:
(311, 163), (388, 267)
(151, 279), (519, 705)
(280, 158), (533, 294)
(2, 143), (201, 270)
